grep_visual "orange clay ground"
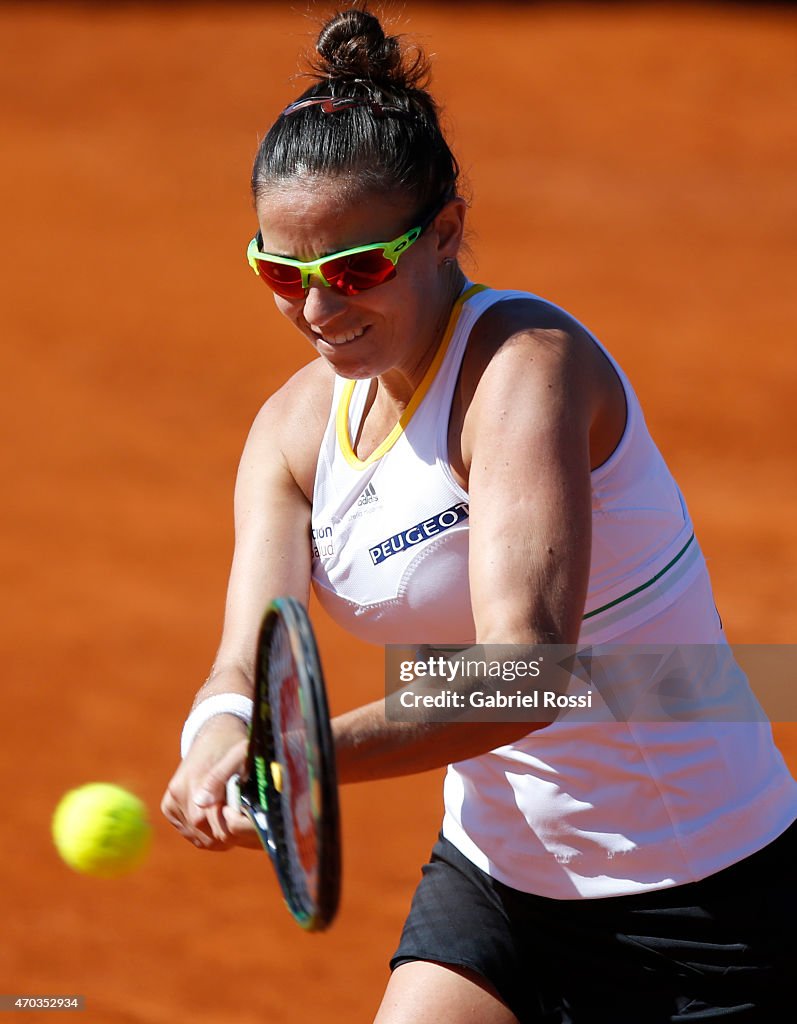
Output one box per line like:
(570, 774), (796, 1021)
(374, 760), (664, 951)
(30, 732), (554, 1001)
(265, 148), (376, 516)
(2, 3), (796, 1022)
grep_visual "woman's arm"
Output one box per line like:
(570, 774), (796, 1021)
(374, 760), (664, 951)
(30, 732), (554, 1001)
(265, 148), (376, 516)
(161, 363), (329, 846)
(332, 308), (608, 782)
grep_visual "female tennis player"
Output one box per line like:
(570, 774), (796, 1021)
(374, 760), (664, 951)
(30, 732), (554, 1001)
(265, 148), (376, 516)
(162, 6), (797, 1021)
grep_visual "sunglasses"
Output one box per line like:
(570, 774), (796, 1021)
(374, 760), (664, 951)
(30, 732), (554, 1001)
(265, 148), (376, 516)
(246, 202), (444, 300)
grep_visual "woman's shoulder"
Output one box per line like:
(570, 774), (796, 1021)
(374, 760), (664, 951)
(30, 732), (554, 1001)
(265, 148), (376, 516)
(242, 357), (336, 499)
(460, 290), (612, 399)
(250, 354), (333, 422)
(457, 290), (628, 470)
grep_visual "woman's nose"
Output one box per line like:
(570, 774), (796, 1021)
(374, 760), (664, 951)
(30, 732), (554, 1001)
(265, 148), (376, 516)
(301, 281), (349, 328)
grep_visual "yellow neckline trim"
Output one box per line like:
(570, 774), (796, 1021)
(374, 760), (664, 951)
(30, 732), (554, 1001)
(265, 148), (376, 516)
(336, 284), (486, 470)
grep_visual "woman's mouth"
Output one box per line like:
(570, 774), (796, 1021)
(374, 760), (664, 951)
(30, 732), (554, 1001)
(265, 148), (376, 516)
(312, 325), (369, 347)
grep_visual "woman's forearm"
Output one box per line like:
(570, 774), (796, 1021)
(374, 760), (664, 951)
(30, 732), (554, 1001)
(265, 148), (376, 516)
(332, 698), (545, 783)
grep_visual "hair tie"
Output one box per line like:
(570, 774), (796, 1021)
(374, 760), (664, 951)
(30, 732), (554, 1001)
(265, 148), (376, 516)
(281, 95), (410, 118)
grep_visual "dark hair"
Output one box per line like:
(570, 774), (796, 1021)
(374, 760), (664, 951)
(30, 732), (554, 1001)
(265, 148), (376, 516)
(251, 5), (459, 216)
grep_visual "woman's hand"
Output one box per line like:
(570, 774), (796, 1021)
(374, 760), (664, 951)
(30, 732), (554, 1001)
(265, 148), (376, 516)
(161, 715), (261, 850)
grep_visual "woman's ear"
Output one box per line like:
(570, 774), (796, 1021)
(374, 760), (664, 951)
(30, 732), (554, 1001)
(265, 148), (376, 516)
(434, 197), (467, 264)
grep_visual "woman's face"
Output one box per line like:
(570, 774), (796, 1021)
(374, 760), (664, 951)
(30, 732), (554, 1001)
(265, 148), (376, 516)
(254, 176), (463, 381)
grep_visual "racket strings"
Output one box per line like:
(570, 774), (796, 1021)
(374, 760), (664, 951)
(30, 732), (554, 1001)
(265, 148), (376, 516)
(269, 623), (320, 911)
(243, 598), (340, 930)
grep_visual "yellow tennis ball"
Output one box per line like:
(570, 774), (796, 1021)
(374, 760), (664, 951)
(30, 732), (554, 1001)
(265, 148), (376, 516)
(52, 783), (151, 879)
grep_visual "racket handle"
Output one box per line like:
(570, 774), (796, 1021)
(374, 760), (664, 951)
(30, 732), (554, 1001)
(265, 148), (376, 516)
(226, 773), (242, 810)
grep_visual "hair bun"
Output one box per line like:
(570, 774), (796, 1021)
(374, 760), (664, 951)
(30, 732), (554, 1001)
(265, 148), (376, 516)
(253, 5), (460, 228)
(315, 9), (409, 90)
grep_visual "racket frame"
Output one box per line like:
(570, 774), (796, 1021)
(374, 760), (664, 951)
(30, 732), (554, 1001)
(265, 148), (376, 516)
(229, 597), (341, 931)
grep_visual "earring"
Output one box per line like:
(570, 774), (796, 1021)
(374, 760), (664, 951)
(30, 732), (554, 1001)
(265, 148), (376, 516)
(442, 257), (455, 266)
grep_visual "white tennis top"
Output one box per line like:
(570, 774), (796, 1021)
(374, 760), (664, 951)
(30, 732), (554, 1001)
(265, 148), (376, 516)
(310, 284), (797, 898)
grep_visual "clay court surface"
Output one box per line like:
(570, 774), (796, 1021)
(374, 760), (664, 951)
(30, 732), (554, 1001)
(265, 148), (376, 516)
(2, 1), (796, 1020)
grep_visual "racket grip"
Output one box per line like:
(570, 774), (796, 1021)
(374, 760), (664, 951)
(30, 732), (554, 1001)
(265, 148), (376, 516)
(226, 773), (242, 810)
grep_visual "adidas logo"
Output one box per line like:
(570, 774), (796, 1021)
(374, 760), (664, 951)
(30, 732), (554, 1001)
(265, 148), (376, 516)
(356, 482), (379, 507)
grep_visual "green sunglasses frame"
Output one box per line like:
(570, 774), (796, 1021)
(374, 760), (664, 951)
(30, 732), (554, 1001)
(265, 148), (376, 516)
(246, 222), (424, 292)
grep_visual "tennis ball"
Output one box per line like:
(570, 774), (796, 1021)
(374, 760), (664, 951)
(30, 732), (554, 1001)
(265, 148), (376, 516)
(52, 783), (151, 879)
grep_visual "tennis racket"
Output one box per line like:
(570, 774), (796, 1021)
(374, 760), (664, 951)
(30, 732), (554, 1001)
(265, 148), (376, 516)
(226, 596), (341, 931)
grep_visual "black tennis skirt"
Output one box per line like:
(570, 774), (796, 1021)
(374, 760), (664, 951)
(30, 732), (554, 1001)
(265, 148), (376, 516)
(391, 820), (797, 1023)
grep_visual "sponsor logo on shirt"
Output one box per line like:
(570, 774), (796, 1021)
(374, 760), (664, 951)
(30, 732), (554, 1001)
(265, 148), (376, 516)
(356, 482), (379, 507)
(312, 524), (334, 559)
(369, 502), (469, 565)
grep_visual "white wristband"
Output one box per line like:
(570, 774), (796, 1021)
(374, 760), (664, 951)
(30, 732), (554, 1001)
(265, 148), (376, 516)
(180, 693), (253, 759)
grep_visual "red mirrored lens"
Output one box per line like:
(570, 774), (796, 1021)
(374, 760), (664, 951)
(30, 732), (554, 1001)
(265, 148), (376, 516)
(254, 260), (305, 299)
(254, 247), (397, 298)
(323, 250), (396, 296)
